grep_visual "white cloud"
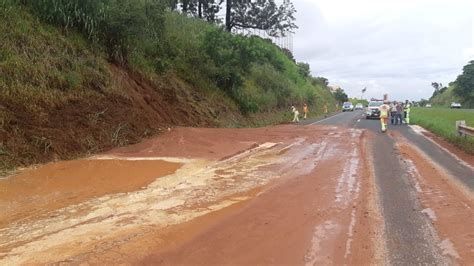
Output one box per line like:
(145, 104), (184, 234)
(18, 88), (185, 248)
(292, 0), (474, 101)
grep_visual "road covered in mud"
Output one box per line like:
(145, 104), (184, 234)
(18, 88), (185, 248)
(1, 111), (473, 265)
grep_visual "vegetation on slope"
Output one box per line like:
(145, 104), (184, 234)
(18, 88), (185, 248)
(0, 5), (233, 173)
(0, 1), (337, 172)
(429, 61), (474, 108)
(429, 86), (461, 107)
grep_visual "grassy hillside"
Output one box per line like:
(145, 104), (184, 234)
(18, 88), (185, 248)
(0, 2), (337, 173)
(411, 107), (474, 154)
(429, 86), (461, 107)
(0, 5), (236, 172)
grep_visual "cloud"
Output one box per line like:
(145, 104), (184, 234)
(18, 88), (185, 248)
(291, 0), (474, 101)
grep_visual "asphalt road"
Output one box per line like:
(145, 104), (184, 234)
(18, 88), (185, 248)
(303, 110), (472, 264)
(2, 110), (472, 264)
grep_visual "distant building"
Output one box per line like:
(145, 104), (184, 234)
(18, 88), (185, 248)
(328, 85), (341, 93)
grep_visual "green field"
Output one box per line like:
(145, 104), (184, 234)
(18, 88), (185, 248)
(411, 107), (474, 154)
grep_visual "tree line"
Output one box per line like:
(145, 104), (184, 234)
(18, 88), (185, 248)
(168, 0), (297, 37)
(430, 60), (474, 107)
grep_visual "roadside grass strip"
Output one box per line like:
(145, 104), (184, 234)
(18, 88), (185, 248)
(411, 107), (474, 154)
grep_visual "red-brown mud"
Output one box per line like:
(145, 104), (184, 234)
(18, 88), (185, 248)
(0, 159), (181, 228)
(0, 125), (382, 265)
(396, 139), (474, 263)
(139, 130), (384, 266)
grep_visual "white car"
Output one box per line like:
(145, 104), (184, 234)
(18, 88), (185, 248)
(342, 102), (354, 112)
(450, 102), (461, 109)
(355, 103), (364, 110)
(425, 104), (432, 108)
(366, 100), (383, 119)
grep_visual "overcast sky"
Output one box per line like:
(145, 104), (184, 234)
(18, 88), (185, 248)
(291, 0), (474, 101)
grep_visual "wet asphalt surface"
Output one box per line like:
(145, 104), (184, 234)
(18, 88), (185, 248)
(301, 110), (474, 264)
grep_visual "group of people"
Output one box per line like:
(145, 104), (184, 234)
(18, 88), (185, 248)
(290, 103), (329, 123)
(379, 100), (411, 132)
(389, 101), (411, 125)
(290, 105), (305, 123)
(290, 100), (411, 132)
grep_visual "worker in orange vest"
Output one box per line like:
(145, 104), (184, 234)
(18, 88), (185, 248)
(303, 103), (308, 120)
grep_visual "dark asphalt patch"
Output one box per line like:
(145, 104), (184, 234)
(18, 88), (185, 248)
(371, 133), (447, 265)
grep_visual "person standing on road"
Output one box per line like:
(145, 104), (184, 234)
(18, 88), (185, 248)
(404, 100), (411, 124)
(291, 105), (300, 123)
(379, 100), (390, 132)
(396, 102), (404, 125)
(323, 103), (328, 117)
(390, 101), (397, 125)
(303, 103), (309, 120)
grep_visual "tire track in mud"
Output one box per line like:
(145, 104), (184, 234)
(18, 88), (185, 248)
(372, 131), (448, 265)
(395, 137), (474, 263)
(304, 129), (384, 265)
(0, 135), (335, 264)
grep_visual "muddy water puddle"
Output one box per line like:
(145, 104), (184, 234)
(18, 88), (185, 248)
(0, 141), (312, 264)
(0, 159), (182, 226)
(0, 125), (371, 264)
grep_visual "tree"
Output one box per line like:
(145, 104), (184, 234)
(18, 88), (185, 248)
(226, 0), (297, 37)
(281, 48), (294, 62)
(313, 77), (329, 87)
(200, 0), (223, 22)
(297, 62), (310, 78)
(333, 88), (348, 104)
(454, 60), (474, 107)
(430, 81), (444, 99)
(418, 98), (429, 107)
(431, 82), (442, 91)
(177, 0), (223, 22)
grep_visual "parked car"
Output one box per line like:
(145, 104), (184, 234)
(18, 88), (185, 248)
(355, 103), (364, 110)
(450, 102), (462, 109)
(342, 102), (354, 112)
(425, 104), (432, 108)
(366, 100), (383, 119)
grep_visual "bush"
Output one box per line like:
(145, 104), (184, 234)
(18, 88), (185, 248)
(1, 0), (338, 115)
(9, 0), (166, 66)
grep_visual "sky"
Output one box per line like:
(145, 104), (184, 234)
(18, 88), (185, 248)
(291, 0), (474, 101)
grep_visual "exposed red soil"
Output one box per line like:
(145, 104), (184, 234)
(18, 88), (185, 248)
(143, 158), (346, 266)
(348, 131), (386, 265)
(0, 65), (239, 172)
(108, 126), (267, 160)
(0, 124), (383, 265)
(139, 131), (383, 265)
(0, 159), (181, 227)
(397, 142), (474, 263)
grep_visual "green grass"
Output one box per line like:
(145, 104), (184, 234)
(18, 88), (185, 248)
(429, 86), (462, 107)
(0, 2), (339, 172)
(411, 107), (474, 154)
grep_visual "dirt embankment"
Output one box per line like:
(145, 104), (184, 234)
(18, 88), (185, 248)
(0, 65), (241, 173)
